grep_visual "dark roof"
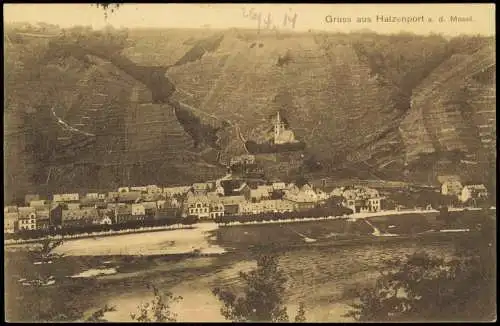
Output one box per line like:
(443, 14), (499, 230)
(62, 208), (99, 221)
(116, 205), (132, 215)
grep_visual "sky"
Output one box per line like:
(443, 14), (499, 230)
(3, 3), (495, 36)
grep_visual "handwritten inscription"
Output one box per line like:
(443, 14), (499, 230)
(242, 7), (298, 33)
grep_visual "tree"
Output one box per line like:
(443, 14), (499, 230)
(94, 3), (123, 19)
(212, 255), (291, 322)
(86, 305), (116, 322)
(32, 238), (64, 264)
(294, 302), (307, 322)
(345, 218), (496, 322)
(130, 284), (183, 322)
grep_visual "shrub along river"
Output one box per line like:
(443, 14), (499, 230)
(5, 209), (495, 322)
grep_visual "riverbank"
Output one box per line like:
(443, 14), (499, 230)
(215, 207), (487, 227)
(5, 216), (488, 322)
(4, 223), (195, 246)
(47, 222), (223, 256)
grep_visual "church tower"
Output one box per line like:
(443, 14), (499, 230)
(274, 112), (286, 144)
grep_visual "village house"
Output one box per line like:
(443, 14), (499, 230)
(206, 181), (217, 191)
(244, 185), (272, 203)
(344, 198), (368, 213)
(284, 183), (299, 194)
(330, 187), (345, 197)
(97, 207), (114, 221)
(107, 192), (120, 202)
(314, 188), (330, 201)
(157, 200), (167, 209)
(192, 183), (211, 196)
(29, 200), (51, 210)
(67, 203), (81, 210)
(221, 180), (249, 196)
(94, 211), (113, 225)
(163, 186), (191, 198)
(94, 202), (108, 209)
(141, 201), (158, 217)
(169, 197), (181, 208)
(284, 184), (323, 211)
(114, 204), (142, 224)
(207, 191), (221, 201)
(18, 207), (37, 231)
(272, 182), (286, 191)
(215, 184), (225, 196)
(341, 187), (385, 213)
(35, 208), (50, 230)
(4, 211), (19, 233)
(130, 186), (149, 193)
(147, 185), (162, 194)
(98, 193), (107, 200)
(131, 203), (146, 216)
(157, 206), (181, 219)
(460, 184), (489, 203)
(239, 199), (294, 215)
(239, 201), (263, 215)
(441, 180), (463, 197)
(142, 192), (163, 202)
(80, 196), (101, 208)
(367, 197), (385, 212)
(53, 193), (80, 203)
(186, 195), (210, 219)
(4, 205), (19, 214)
(209, 202), (225, 219)
(219, 195), (246, 215)
(62, 207), (100, 228)
(117, 191), (142, 204)
(86, 193), (100, 199)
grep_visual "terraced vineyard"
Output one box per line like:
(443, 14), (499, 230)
(3, 26), (496, 201)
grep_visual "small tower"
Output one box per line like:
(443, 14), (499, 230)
(274, 112), (286, 144)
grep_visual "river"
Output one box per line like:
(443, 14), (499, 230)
(5, 209), (494, 322)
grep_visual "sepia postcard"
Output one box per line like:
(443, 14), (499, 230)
(3, 3), (496, 322)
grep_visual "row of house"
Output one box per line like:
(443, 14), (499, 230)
(329, 186), (386, 213)
(6, 179), (389, 233)
(183, 183), (385, 219)
(440, 178), (489, 203)
(4, 196), (182, 234)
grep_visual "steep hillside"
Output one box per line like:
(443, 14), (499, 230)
(4, 27), (496, 202)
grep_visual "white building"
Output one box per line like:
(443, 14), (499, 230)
(130, 186), (148, 193)
(272, 182), (286, 191)
(4, 212), (19, 233)
(274, 112), (298, 145)
(460, 184), (488, 203)
(209, 202), (225, 219)
(86, 193), (99, 199)
(18, 207), (37, 231)
(53, 193), (80, 202)
(240, 199), (295, 215)
(186, 195), (210, 219)
(441, 180), (463, 197)
(131, 203), (146, 216)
